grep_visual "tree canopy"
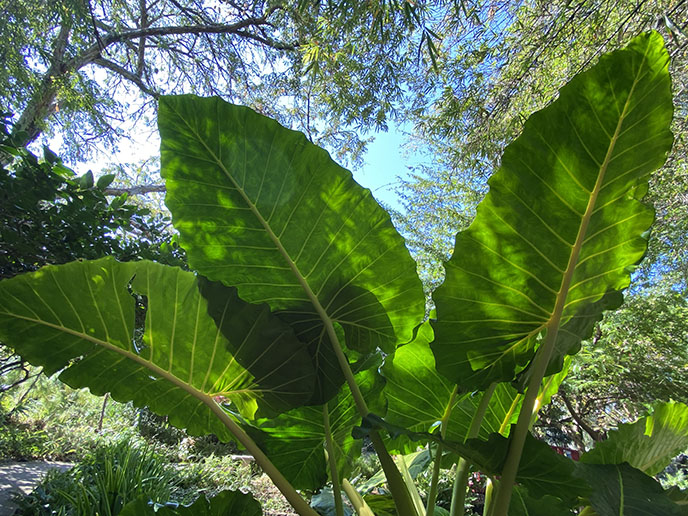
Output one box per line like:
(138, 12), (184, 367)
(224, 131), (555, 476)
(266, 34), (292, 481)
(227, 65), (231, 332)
(1, 0), (453, 165)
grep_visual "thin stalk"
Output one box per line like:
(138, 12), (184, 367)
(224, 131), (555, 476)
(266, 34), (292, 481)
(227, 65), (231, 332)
(396, 454), (426, 516)
(324, 405), (344, 516)
(426, 443), (443, 516)
(325, 319), (418, 516)
(497, 393), (521, 435)
(450, 458), (470, 516)
(529, 374), (557, 429)
(449, 383), (497, 516)
(483, 478), (497, 516)
(369, 431), (419, 516)
(97, 392), (110, 433)
(428, 385), (461, 516)
(342, 478), (375, 516)
(489, 328), (557, 516)
(206, 400), (318, 516)
(7, 369), (42, 418)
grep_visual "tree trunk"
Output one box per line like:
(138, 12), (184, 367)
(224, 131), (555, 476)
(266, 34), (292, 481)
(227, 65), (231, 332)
(11, 21), (72, 148)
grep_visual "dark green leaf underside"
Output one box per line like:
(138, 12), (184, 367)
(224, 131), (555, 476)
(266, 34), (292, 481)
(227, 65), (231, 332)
(120, 490), (262, 515)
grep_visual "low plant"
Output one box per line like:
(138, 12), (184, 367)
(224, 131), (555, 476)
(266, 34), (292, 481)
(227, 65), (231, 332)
(11, 439), (178, 515)
(1, 32), (687, 515)
(0, 375), (139, 461)
(0, 421), (51, 461)
(171, 454), (254, 504)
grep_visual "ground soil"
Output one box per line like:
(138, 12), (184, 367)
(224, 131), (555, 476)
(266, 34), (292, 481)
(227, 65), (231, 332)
(0, 461), (72, 516)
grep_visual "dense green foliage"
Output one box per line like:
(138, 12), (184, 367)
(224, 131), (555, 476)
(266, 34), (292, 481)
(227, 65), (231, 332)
(11, 439), (178, 516)
(0, 115), (184, 279)
(0, 32), (685, 516)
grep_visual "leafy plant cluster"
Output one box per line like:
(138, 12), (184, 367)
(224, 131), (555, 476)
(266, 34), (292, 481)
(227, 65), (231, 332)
(0, 114), (185, 280)
(11, 439), (177, 516)
(0, 32), (686, 516)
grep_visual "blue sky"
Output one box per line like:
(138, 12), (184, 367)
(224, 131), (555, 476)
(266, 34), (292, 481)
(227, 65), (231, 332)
(354, 123), (420, 209)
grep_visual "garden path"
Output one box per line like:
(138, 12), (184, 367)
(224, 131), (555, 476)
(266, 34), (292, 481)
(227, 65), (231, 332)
(0, 461), (72, 515)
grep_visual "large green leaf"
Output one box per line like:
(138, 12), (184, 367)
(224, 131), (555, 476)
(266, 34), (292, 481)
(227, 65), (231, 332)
(432, 32), (673, 389)
(581, 401), (688, 476)
(509, 486), (576, 515)
(248, 365), (385, 490)
(381, 321), (568, 451)
(381, 321), (519, 447)
(159, 95), (425, 403)
(577, 463), (682, 516)
(0, 258), (314, 434)
(120, 490), (262, 515)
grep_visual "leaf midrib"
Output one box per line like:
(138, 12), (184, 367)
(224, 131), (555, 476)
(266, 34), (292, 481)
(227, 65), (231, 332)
(544, 47), (647, 338)
(2, 311), (225, 405)
(170, 103), (371, 413)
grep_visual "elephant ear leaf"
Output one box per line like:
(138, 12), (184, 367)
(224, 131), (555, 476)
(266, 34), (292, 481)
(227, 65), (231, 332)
(576, 463), (683, 516)
(0, 258), (315, 435)
(432, 31), (674, 389)
(581, 401), (688, 476)
(158, 95), (425, 403)
(381, 321), (521, 449)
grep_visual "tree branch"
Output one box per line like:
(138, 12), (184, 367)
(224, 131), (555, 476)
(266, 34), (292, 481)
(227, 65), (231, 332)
(94, 58), (160, 98)
(137, 0), (148, 77)
(11, 5), (295, 148)
(70, 10), (295, 71)
(104, 184), (166, 196)
(10, 20), (72, 145)
(559, 391), (604, 443)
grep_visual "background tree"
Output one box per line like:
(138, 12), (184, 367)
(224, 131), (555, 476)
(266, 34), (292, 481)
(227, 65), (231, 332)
(0, 113), (184, 395)
(1, 0), (454, 167)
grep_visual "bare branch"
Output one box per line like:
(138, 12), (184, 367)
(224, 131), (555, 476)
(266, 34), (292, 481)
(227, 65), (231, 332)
(87, 0), (105, 51)
(233, 29), (296, 50)
(559, 391), (605, 443)
(104, 184), (166, 196)
(71, 10), (295, 70)
(10, 20), (73, 145)
(11, 4), (295, 148)
(94, 57), (160, 98)
(137, 0), (148, 77)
